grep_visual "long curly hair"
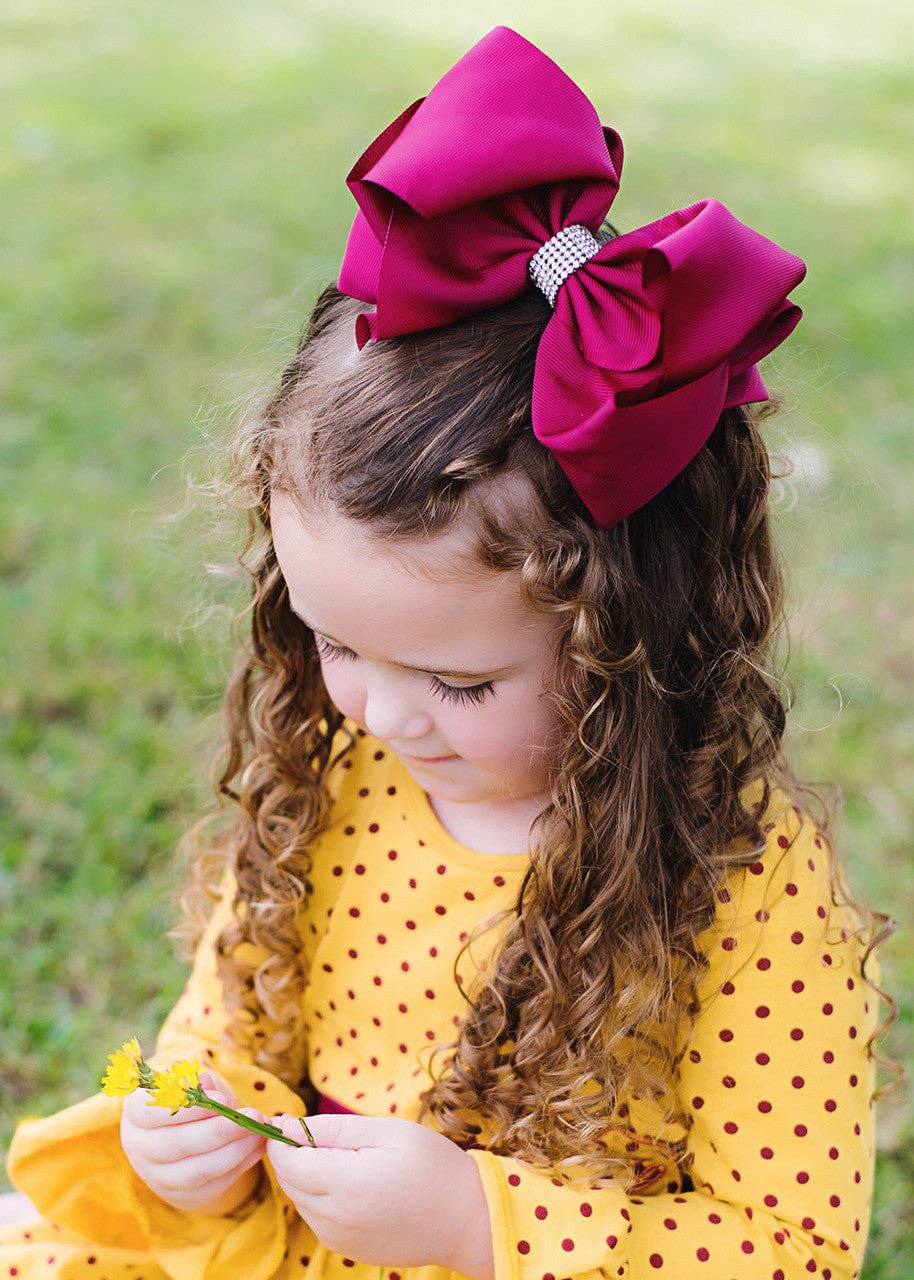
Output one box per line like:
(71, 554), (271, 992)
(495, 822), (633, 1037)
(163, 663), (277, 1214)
(175, 278), (900, 1186)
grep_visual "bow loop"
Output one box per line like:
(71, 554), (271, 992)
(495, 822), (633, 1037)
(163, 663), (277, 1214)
(336, 26), (806, 529)
(338, 26), (623, 343)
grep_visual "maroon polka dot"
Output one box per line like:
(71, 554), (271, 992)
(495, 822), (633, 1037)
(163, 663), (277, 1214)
(790, 1027), (804, 1040)
(795, 1124), (808, 1137)
(761, 1147), (774, 1159)
(663, 1218), (677, 1230)
(648, 1254), (663, 1268)
(508, 1174), (521, 1186)
(719, 1029), (734, 1042)
(756, 957), (771, 970)
(797, 1171), (810, 1184)
(580, 1202), (592, 1217)
(697, 1247), (710, 1261)
(756, 1052), (770, 1066)
(792, 980), (805, 993)
(755, 1005), (770, 1018)
(758, 1100), (772, 1113)
(791, 931), (804, 944)
(535, 1205), (548, 1220)
(721, 981), (735, 995)
(741, 1241), (754, 1253)
(723, 1121), (738, 1134)
(517, 1241), (530, 1255)
(792, 1076), (805, 1089)
(824, 1099), (837, 1112)
(253, 1080), (266, 1091)
(721, 937), (736, 951)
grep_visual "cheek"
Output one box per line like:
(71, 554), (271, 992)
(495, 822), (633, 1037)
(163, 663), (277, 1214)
(446, 690), (545, 762)
(318, 661), (363, 716)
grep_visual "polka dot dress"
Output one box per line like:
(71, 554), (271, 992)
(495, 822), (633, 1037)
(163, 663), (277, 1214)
(3, 724), (880, 1280)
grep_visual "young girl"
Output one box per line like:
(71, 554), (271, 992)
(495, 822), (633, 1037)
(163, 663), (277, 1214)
(2, 25), (898, 1280)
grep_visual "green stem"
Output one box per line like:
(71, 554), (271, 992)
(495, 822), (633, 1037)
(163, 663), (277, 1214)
(185, 1087), (303, 1147)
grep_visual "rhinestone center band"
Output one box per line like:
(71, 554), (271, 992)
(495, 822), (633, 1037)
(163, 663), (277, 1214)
(528, 224), (602, 306)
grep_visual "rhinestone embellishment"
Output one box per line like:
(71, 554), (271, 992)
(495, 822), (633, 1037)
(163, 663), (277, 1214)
(528, 224), (602, 306)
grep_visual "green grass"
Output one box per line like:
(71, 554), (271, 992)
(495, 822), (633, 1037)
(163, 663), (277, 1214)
(1, 1), (911, 1273)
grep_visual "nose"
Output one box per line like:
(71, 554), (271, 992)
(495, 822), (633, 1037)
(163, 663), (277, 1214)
(361, 668), (433, 744)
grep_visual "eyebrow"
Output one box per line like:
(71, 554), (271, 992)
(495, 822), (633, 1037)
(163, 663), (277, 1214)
(287, 600), (517, 681)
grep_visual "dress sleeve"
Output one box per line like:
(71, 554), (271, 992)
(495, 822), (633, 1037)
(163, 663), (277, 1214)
(7, 872), (309, 1280)
(465, 807), (881, 1280)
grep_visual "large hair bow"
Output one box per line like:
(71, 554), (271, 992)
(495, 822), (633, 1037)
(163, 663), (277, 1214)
(337, 26), (806, 529)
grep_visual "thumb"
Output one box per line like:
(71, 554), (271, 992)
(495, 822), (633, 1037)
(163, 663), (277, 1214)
(199, 1069), (236, 1105)
(272, 1111), (391, 1149)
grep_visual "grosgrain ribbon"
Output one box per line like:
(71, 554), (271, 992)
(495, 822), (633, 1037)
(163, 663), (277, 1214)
(337, 26), (806, 529)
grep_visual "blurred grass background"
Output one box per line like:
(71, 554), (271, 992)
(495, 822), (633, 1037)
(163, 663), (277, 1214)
(1, 0), (911, 1272)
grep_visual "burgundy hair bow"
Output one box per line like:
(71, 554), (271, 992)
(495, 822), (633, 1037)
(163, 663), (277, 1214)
(337, 26), (806, 529)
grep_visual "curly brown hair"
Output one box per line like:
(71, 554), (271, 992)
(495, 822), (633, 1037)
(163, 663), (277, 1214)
(175, 279), (900, 1186)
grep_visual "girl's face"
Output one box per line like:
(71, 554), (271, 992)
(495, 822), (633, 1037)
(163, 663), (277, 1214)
(269, 489), (564, 823)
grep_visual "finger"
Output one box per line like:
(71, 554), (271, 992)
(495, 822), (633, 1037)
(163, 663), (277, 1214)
(137, 1112), (268, 1165)
(126, 1088), (237, 1129)
(266, 1133), (349, 1199)
(158, 1159), (258, 1209)
(152, 1131), (266, 1193)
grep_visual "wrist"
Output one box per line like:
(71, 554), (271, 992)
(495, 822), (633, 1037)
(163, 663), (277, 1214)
(449, 1153), (496, 1280)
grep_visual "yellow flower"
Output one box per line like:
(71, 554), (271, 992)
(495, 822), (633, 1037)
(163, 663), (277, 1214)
(147, 1059), (201, 1111)
(101, 1037), (144, 1097)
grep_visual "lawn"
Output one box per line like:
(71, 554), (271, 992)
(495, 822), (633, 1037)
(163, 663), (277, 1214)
(1, 0), (911, 1274)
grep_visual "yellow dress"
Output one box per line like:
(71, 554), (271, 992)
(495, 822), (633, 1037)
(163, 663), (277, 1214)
(2, 723), (881, 1280)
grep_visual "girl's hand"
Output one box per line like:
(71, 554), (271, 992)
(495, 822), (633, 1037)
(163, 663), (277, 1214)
(119, 1070), (267, 1215)
(267, 1113), (491, 1273)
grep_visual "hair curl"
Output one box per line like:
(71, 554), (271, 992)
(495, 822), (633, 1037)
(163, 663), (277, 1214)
(175, 279), (901, 1186)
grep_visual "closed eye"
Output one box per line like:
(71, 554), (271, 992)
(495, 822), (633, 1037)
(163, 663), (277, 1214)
(312, 635), (496, 706)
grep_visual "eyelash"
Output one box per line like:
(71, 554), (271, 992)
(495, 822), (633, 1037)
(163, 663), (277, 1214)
(312, 635), (496, 706)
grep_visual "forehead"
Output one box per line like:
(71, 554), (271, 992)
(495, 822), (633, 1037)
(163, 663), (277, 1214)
(269, 489), (548, 659)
